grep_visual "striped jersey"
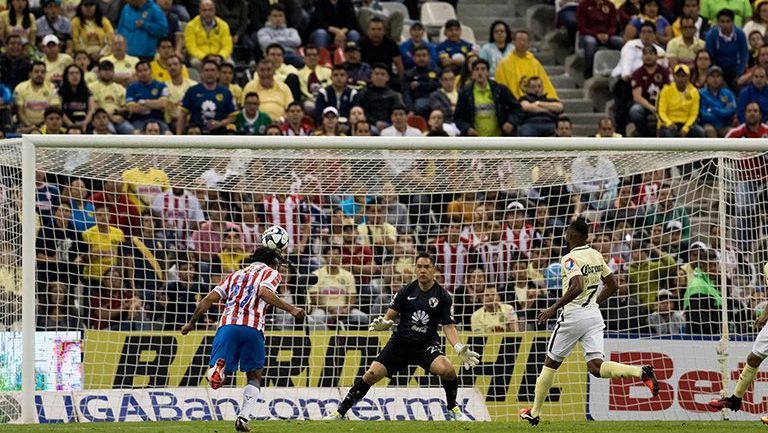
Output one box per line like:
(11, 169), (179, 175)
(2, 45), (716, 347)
(561, 245), (612, 313)
(433, 236), (469, 292)
(213, 262), (282, 330)
(263, 194), (308, 254)
(150, 189), (204, 242)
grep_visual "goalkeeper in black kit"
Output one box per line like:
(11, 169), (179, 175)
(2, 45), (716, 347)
(324, 252), (480, 421)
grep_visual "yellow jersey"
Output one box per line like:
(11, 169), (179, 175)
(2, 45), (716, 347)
(82, 225), (125, 279)
(44, 53), (73, 84)
(101, 54), (139, 84)
(121, 168), (170, 212)
(90, 80), (126, 115)
(561, 245), (611, 313)
(13, 79), (60, 126)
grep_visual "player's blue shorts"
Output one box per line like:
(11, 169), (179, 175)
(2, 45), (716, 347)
(209, 325), (265, 374)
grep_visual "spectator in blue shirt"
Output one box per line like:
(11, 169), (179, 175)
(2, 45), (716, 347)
(117, 0), (169, 59)
(436, 19), (474, 71)
(737, 65), (768, 123)
(706, 8), (749, 90)
(699, 65), (736, 137)
(403, 46), (440, 117)
(177, 59), (236, 135)
(400, 22), (437, 70)
(125, 60), (170, 132)
(0, 80), (12, 132)
(478, 20), (513, 76)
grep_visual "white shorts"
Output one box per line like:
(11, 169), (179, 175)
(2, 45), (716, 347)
(752, 324), (768, 358)
(547, 307), (605, 363)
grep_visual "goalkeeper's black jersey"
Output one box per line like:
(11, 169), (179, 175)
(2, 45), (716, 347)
(389, 280), (454, 345)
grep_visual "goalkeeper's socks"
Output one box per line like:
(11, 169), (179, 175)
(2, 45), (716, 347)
(531, 366), (556, 418)
(338, 378), (372, 416)
(442, 377), (459, 410)
(599, 361), (642, 379)
(734, 364), (758, 399)
(238, 379), (261, 420)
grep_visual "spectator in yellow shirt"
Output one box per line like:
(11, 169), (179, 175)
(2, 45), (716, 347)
(82, 204), (126, 283)
(71, 0), (114, 63)
(357, 196), (397, 263)
(184, 0), (232, 70)
(41, 34), (72, 85)
(151, 37), (189, 82)
(470, 286), (519, 332)
(13, 61), (60, 132)
(101, 34), (138, 86)
(666, 16), (705, 68)
(219, 62), (242, 108)
(657, 64), (705, 137)
(90, 60), (134, 134)
(309, 245), (368, 329)
(494, 30), (558, 100)
(241, 59), (293, 121)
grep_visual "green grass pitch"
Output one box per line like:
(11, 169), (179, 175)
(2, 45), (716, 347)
(0, 420), (760, 432)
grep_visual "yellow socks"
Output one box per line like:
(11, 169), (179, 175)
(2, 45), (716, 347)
(531, 366), (556, 417)
(734, 364), (758, 398)
(599, 361), (643, 378)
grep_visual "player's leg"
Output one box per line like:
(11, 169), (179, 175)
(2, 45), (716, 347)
(709, 331), (768, 412)
(233, 327), (267, 432)
(329, 361), (389, 419)
(581, 320), (658, 395)
(427, 354), (467, 421)
(207, 325), (237, 390)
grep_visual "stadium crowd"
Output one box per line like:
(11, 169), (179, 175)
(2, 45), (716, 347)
(0, 0), (762, 335)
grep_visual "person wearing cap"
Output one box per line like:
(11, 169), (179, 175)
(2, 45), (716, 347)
(314, 106), (345, 136)
(667, 16), (705, 68)
(736, 65), (768, 124)
(13, 61), (60, 132)
(629, 45), (669, 137)
(227, 91), (272, 135)
(656, 63), (705, 137)
(116, 0), (169, 60)
(257, 4), (304, 69)
(101, 34), (139, 86)
(699, 64), (736, 137)
(308, 0), (361, 50)
(297, 45), (332, 113)
(455, 58), (522, 137)
(436, 19), (474, 70)
(90, 60), (135, 134)
(647, 289), (685, 335)
(0, 0), (36, 46)
(41, 34), (73, 85)
(400, 21), (437, 70)
(315, 65), (359, 124)
(495, 30), (557, 100)
(71, 0), (113, 62)
(36, 0), (72, 51)
(705, 8), (748, 89)
(341, 40), (372, 89)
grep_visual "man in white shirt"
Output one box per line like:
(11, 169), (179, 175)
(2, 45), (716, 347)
(569, 155), (619, 211)
(379, 105), (421, 136)
(611, 21), (667, 136)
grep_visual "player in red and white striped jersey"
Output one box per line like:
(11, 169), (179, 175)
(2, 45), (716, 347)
(181, 243), (305, 433)
(503, 201), (535, 257)
(473, 221), (517, 288)
(433, 221), (471, 292)
(151, 187), (205, 244)
(263, 194), (309, 255)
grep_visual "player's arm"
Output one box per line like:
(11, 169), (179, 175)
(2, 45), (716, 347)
(537, 274), (584, 324)
(181, 290), (222, 334)
(259, 286), (305, 319)
(442, 324), (480, 369)
(595, 273), (620, 305)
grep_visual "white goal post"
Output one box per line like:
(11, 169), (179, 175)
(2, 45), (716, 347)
(7, 135), (768, 424)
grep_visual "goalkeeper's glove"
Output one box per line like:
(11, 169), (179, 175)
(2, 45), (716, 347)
(454, 343), (480, 370)
(369, 316), (394, 331)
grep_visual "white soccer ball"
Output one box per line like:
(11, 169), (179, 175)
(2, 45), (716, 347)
(262, 225), (289, 251)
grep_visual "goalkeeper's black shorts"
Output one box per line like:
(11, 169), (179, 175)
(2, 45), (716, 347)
(374, 338), (445, 376)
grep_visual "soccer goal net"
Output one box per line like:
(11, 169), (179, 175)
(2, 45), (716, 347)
(2, 135), (768, 424)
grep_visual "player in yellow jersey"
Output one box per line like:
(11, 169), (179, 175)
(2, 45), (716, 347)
(709, 263), (768, 424)
(520, 219), (658, 426)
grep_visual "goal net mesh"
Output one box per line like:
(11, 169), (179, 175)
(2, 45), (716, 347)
(3, 137), (768, 422)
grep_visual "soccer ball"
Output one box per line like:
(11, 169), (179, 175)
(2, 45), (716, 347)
(262, 225), (289, 251)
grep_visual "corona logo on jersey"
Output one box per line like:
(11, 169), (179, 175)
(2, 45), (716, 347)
(580, 264), (603, 275)
(411, 311), (430, 333)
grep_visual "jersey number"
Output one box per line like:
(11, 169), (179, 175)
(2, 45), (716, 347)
(225, 282), (257, 309)
(581, 285), (599, 307)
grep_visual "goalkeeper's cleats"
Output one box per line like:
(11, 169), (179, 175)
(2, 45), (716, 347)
(519, 408), (539, 426)
(760, 416), (768, 424)
(207, 358), (226, 390)
(446, 406), (470, 421)
(323, 410), (345, 420)
(708, 395), (742, 412)
(235, 416), (251, 432)
(641, 365), (659, 397)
